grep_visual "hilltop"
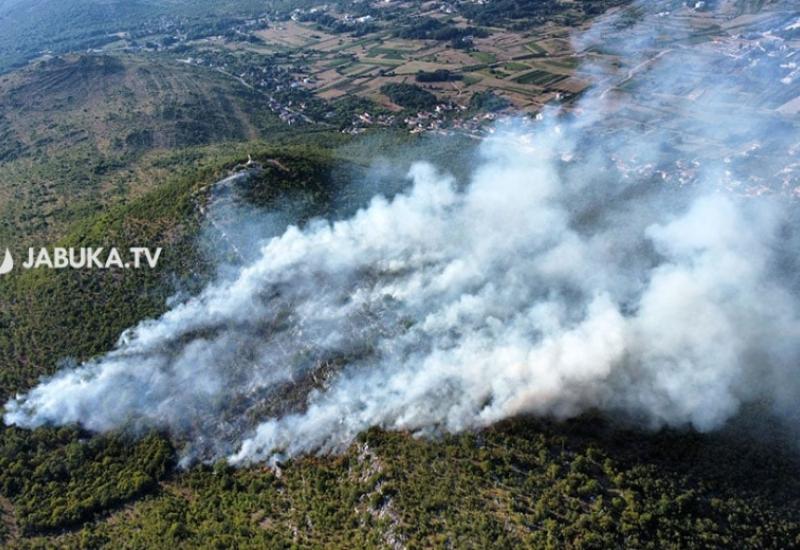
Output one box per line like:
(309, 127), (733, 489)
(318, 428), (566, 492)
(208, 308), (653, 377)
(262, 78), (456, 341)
(0, 52), (294, 244)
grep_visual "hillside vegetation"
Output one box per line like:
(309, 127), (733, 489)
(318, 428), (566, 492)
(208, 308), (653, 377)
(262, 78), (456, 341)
(0, 134), (797, 547)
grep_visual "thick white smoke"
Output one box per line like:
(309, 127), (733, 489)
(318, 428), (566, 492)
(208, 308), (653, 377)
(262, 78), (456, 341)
(6, 125), (800, 463)
(5, 1), (800, 464)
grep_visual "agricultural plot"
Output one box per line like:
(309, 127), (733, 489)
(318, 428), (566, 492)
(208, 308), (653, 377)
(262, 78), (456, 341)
(514, 69), (569, 86)
(242, 16), (590, 114)
(255, 22), (336, 48)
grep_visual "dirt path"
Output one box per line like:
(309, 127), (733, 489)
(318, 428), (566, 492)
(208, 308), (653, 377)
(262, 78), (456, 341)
(600, 49), (673, 99)
(0, 496), (20, 547)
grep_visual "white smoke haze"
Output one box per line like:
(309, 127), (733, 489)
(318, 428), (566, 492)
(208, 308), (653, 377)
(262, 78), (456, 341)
(5, 1), (800, 464)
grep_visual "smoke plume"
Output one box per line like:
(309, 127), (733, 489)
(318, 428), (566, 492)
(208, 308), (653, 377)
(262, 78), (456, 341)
(5, 1), (800, 464)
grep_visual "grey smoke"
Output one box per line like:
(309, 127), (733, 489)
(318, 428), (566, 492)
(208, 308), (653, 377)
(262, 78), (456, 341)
(5, 1), (800, 464)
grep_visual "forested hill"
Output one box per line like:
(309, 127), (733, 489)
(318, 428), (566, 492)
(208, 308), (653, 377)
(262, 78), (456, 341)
(0, 135), (798, 547)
